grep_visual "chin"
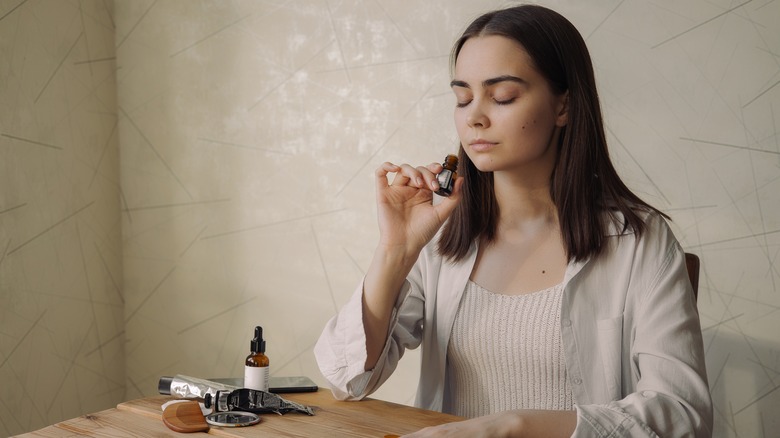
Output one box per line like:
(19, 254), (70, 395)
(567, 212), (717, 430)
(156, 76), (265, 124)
(466, 155), (499, 173)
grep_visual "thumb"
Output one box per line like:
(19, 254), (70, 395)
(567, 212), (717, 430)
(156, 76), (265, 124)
(434, 177), (464, 220)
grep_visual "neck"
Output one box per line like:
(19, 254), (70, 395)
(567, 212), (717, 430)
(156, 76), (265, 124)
(493, 169), (558, 229)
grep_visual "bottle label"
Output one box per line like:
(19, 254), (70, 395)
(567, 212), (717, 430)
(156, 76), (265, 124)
(435, 170), (455, 196)
(437, 170), (453, 187)
(244, 365), (269, 391)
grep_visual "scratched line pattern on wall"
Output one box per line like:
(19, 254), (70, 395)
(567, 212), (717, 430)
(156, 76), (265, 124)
(113, 2), (779, 436)
(1, 0), (778, 436)
(0, 0), (124, 435)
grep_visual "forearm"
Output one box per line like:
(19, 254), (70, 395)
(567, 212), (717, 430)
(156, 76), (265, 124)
(362, 244), (420, 370)
(403, 409), (576, 438)
(507, 410), (577, 438)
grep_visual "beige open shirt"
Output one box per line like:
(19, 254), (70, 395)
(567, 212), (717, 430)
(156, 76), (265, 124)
(315, 212), (713, 437)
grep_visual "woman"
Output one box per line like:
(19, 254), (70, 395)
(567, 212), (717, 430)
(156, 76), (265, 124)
(314, 5), (712, 437)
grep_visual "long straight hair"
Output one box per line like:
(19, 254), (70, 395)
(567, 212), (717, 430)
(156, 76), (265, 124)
(437, 5), (665, 263)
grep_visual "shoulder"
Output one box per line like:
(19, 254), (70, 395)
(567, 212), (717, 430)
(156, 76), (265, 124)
(598, 208), (681, 272)
(603, 207), (673, 240)
(574, 210), (687, 307)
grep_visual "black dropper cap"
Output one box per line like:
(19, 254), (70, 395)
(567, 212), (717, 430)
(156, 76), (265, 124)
(250, 326), (266, 353)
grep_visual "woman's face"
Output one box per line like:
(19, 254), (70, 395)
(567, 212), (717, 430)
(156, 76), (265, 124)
(452, 35), (568, 178)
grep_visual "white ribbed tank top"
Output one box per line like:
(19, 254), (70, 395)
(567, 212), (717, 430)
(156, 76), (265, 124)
(446, 280), (573, 418)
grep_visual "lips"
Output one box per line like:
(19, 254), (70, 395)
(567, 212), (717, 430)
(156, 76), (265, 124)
(468, 138), (497, 152)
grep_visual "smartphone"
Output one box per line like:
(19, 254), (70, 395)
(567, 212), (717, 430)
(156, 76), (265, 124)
(269, 376), (319, 393)
(209, 376), (318, 393)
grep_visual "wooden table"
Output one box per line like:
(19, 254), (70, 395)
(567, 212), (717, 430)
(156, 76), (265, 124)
(18, 389), (464, 437)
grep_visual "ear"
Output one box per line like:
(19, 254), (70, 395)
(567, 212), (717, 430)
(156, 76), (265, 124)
(555, 90), (569, 127)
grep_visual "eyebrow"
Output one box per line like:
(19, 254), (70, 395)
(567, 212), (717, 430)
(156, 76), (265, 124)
(450, 75), (526, 89)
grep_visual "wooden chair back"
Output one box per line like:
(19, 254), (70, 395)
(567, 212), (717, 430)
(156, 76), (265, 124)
(684, 252), (700, 301)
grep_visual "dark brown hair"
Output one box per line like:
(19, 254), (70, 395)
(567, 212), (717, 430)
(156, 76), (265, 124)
(437, 5), (665, 262)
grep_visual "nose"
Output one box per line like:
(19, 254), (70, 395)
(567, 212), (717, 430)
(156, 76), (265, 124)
(466, 103), (489, 129)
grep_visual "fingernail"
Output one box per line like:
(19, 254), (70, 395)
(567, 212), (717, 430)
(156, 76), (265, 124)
(431, 181), (439, 190)
(416, 177), (423, 186)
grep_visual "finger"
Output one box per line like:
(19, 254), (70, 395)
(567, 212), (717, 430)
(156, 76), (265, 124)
(427, 161), (452, 191)
(434, 177), (464, 218)
(415, 165), (440, 191)
(393, 163), (426, 188)
(425, 161), (444, 174)
(450, 174), (464, 197)
(375, 162), (401, 189)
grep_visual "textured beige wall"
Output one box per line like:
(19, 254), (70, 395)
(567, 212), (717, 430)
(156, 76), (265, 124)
(115, 2), (780, 436)
(0, 0), (124, 435)
(2, 0), (779, 436)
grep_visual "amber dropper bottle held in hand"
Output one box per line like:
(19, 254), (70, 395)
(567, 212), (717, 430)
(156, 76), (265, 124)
(245, 326), (270, 391)
(435, 154), (458, 197)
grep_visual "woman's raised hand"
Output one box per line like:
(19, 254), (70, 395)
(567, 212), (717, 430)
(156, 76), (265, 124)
(374, 161), (463, 260)
(362, 160), (463, 370)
